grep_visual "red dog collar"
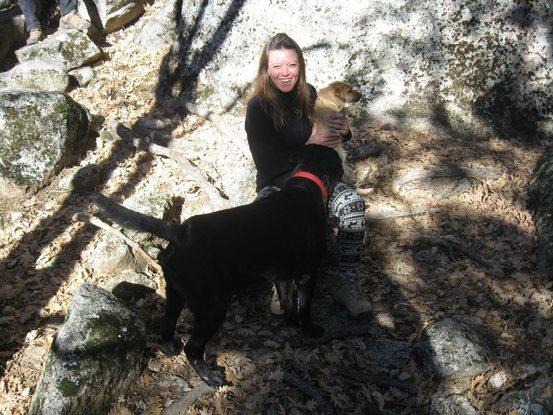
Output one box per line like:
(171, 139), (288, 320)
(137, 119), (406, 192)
(291, 171), (328, 202)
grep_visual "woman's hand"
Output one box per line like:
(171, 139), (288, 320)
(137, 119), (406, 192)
(306, 123), (342, 148)
(327, 112), (350, 136)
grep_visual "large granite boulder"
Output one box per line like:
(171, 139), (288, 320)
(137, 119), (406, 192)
(157, 0), (552, 139)
(0, 60), (69, 91)
(415, 317), (494, 380)
(15, 29), (102, 70)
(132, 0), (178, 51)
(28, 283), (146, 415)
(528, 145), (553, 278)
(0, 90), (91, 190)
(78, 0), (144, 34)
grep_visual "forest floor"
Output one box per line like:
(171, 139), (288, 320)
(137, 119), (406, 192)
(0, 1), (552, 414)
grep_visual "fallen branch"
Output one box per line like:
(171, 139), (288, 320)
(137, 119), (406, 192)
(434, 177), (472, 200)
(75, 213), (163, 273)
(336, 367), (411, 391)
(108, 121), (192, 166)
(392, 167), (501, 192)
(108, 121), (232, 208)
(365, 206), (437, 222)
(282, 371), (334, 415)
(161, 382), (215, 415)
(182, 101), (250, 154)
(290, 324), (374, 347)
(414, 235), (504, 275)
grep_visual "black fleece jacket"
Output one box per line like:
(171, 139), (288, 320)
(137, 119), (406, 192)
(245, 84), (350, 191)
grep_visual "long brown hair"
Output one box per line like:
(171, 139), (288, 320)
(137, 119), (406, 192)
(251, 33), (313, 129)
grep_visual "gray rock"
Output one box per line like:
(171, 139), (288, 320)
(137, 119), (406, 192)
(0, 90), (91, 189)
(0, 0), (17, 8)
(368, 338), (412, 368)
(430, 392), (478, 415)
(15, 29), (102, 71)
(28, 283), (146, 415)
(132, 0), (178, 51)
(0, 60), (69, 91)
(495, 374), (552, 414)
(85, 231), (136, 276)
(0, 21), (13, 65)
(68, 66), (95, 87)
(78, 0), (145, 33)
(415, 317), (494, 380)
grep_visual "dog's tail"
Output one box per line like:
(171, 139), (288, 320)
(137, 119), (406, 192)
(90, 192), (181, 243)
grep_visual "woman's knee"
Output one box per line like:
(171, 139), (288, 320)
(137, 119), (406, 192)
(329, 183), (366, 217)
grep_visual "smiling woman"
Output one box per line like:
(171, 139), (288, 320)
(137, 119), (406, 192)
(245, 32), (373, 318)
(268, 48), (300, 93)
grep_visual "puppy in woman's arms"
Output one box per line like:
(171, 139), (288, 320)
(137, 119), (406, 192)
(313, 81), (362, 186)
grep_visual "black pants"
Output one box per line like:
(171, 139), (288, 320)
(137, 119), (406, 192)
(19, 0), (77, 30)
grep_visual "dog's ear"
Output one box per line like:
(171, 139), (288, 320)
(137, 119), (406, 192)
(333, 82), (350, 102)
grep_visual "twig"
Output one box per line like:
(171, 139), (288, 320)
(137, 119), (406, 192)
(392, 167), (501, 192)
(182, 101), (250, 154)
(414, 235), (504, 275)
(107, 121), (232, 208)
(434, 177), (472, 200)
(282, 371), (334, 415)
(76, 213), (163, 273)
(161, 382), (215, 415)
(365, 206), (437, 222)
(108, 121), (192, 166)
(336, 367), (411, 391)
(290, 324), (374, 347)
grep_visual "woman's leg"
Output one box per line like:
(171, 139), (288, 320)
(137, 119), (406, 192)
(327, 182), (372, 317)
(18, 0), (41, 30)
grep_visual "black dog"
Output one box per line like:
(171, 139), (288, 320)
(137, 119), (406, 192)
(80, 144), (343, 386)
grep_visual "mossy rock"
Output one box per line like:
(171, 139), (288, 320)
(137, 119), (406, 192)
(0, 90), (91, 189)
(28, 284), (146, 415)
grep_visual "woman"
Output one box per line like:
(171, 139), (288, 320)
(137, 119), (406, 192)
(245, 33), (371, 318)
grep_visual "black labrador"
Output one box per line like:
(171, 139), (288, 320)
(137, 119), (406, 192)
(78, 144), (343, 386)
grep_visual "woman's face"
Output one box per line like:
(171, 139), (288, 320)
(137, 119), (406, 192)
(267, 48), (300, 93)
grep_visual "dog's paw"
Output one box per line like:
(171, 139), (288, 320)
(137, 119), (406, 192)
(190, 358), (228, 387)
(160, 338), (181, 356)
(302, 323), (325, 338)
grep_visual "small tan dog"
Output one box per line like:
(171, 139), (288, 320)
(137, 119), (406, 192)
(313, 81), (362, 185)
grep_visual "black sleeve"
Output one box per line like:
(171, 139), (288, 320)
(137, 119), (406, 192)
(245, 97), (295, 189)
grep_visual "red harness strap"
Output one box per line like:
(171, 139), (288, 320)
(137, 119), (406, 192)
(291, 171), (328, 202)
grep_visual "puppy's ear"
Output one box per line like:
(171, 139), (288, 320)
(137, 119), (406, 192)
(333, 84), (347, 102)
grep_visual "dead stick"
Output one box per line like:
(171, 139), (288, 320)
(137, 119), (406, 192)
(414, 235), (504, 274)
(78, 214), (163, 273)
(108, 121), (192, 166)
(336, 367), (411, 391)
(282, 371), (334, 415)
(108, 122), (232, 206)
(161, 382), (215, 415)
(291, 324), (373, 347)
(393, 167), (501, 192)
(365, 206), (437, 222)
(182, 101), (250, 154)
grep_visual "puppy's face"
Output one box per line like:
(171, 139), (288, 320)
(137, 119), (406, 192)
(329, 81), (362, 105)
